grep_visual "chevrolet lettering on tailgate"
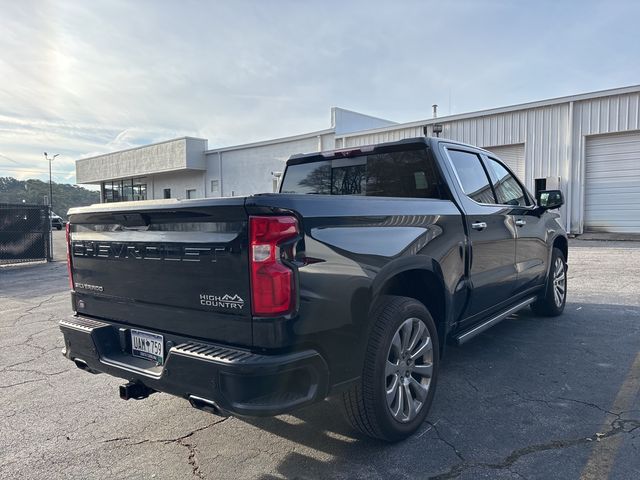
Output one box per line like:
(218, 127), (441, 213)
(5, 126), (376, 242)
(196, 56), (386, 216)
(72, 241), (228, 262)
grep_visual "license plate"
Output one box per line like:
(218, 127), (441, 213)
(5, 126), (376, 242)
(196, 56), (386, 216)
(131, 329), (164, 365)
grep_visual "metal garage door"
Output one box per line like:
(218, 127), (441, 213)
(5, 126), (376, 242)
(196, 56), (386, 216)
(484, 144), (525, 181)
(585, 132), (640, 233)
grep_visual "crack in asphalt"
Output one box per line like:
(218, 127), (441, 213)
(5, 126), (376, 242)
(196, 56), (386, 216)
(171, 417), (232, 478)
(507, 467), (529, 480)
(0, 291), (69, 391)
(181, 436), (205, 479)
(102, 417), (230, 446)
(503, 388), (627, 420)
(101, 417), (232, 478)
(426, 421), (465, 463)
(0, 345), (62, 373)
(554, 396), (620, 417)
(426, 386), (640, 479)
(462, 377), (480, 394)
(1, 313), (60, 361)
(0, 378), (46, 389)
(5, 295), (57, 328)
(2, 368), (67, 378)
(428, 415), (640, 479)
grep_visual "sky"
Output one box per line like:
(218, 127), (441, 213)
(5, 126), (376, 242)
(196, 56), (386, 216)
(1, 0), (639, 185)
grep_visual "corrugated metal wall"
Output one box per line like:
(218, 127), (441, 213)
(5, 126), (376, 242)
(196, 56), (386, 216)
(341, 107), (570, 192)
(484, 144), (525, 181)
(339, 91), (640, 234)
(208, 132), (335, 198)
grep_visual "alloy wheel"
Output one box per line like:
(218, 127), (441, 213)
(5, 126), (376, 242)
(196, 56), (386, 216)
(552, 257), (566, 307)
(385, 317), (433, 423)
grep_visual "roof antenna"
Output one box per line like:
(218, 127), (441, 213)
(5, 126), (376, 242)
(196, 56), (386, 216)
(432, 104), (438, 118)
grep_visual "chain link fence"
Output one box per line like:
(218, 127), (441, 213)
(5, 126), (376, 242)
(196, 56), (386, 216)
(0, 203), (51, 265)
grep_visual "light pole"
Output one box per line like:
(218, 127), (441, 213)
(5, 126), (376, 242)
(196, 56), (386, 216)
(44, 152), (59, 210)
(44, 152), (59, 261)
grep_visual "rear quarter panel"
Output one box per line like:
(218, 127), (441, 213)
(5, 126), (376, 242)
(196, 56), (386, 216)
(246, 194), (466, 384)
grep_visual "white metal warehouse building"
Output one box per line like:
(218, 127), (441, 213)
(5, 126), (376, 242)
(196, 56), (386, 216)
(76, 85), (640, 234)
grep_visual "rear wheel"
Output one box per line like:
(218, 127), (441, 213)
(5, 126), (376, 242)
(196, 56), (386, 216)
(531, 247), (567, 316)
(342, 296), (439, 442)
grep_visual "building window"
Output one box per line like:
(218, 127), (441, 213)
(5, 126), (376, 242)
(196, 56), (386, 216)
(122, 180), (133, 201)
(102, 179), (147, 202)
(186, 189), (196, 199)
(132, 184), (147, 201)
(211, 180), (219, 195)
(102, 182), (114, 202)
(163, 188), (171, 199)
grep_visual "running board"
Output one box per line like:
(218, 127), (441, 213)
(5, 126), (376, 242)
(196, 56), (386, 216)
(455, 296), (537, 345)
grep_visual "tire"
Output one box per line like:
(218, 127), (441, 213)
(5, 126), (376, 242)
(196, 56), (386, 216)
(531, 247), (567, 317)
(56, 225), (62, 230)
(342, 296), (439, 442)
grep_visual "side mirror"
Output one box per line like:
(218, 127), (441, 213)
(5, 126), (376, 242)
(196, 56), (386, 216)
(537, 189), (564, 210)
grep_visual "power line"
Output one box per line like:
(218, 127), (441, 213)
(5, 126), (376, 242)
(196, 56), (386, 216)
(0, 153), (22, 165)
(0, 165), (72, 175)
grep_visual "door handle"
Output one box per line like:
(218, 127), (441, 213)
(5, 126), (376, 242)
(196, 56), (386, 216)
(515, 219), (527, 227)
(471, 221), (487, 231)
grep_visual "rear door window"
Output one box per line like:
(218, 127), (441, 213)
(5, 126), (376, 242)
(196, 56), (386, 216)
(281, 148), (446, 199)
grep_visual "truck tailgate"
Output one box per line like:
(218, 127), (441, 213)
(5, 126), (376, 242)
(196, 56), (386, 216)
(68, 199), (252, 346)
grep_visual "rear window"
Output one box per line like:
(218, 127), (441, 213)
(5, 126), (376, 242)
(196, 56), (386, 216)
(280, 148), (446, 199)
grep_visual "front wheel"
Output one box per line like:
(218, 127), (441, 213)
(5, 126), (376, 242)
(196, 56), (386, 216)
(531, 247), (567, 317)
(342, 296), (439, 442)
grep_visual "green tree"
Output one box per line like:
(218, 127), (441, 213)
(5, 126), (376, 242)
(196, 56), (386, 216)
(0, 177), (100, 217)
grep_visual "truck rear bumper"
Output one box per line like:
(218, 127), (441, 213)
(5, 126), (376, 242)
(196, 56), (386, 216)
(59, 315), (330, 417)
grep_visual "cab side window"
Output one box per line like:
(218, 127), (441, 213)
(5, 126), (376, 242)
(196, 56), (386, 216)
(486, 158), (529, 207)
(447, 149), (496, 204)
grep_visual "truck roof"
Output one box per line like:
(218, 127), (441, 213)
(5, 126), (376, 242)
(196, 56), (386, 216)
(286, 136), (491, 165)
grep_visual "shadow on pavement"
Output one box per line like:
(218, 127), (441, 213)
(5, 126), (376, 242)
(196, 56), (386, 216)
(234, 303), (640, 479)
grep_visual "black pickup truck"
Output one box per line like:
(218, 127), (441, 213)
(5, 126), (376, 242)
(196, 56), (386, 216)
(60, 137), (568, 441)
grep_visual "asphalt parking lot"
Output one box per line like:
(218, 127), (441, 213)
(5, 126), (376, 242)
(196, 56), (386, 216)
(1, 238), (639, 479)
(51, 228), (68, 262)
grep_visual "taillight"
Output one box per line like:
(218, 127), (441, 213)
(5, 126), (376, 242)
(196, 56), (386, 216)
(249, 215), (299, 316)
(66, 222), (74, 290)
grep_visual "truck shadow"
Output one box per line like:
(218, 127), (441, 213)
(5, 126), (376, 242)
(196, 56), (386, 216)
(239, 399), (447, 480)
(234, 302), (640, 479)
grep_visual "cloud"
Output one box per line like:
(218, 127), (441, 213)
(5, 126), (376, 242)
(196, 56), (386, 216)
(1, 0), (639, 185)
